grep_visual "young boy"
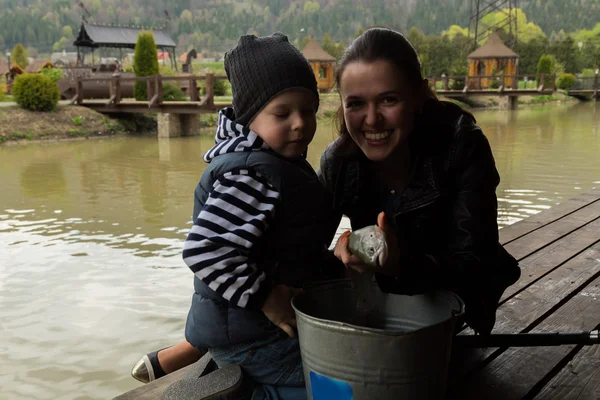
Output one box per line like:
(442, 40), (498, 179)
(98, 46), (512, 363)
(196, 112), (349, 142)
(133, 33), (340, 399)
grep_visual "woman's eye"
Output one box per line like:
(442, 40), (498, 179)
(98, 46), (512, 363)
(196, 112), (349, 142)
(346, 101), (362, 108)
(274, 113), (289, 119)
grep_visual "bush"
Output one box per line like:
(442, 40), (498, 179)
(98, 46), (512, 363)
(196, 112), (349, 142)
(12, 73), (60, 112)
(213, 79), (227, 96)
(490, 77), (501, 89)
(41, 68), (64, 83)
(0, 83), (6, 101)
(450, 77), (465, 90)
(162, 83), (186, 101)
(536, 55), (554, 87)
(557, 73), (577, 90)
(581, 68), (596, 78)
(133, 31), (159, 100)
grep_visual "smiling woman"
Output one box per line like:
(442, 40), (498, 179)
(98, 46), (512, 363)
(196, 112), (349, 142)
(321, 27), (522, 336)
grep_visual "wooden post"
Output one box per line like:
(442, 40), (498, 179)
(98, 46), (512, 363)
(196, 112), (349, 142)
(443, 76), (449, 91)
(189, 79), (199, 101)
(76, 78), (83, 104)
(552, 74), (556, 91)
(146, 77), (154, 101)
(156, 75), (163, 104)
(114, 75), (121, 104)
(205, 73), (215, 107)
(538, 74), (545, 91)
(594, 73), (598, 100)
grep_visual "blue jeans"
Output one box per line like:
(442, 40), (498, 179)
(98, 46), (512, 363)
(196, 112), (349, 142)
(209, 334), (306, 400)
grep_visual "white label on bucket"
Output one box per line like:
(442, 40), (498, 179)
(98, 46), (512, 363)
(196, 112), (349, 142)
(310, 371), (353, 399)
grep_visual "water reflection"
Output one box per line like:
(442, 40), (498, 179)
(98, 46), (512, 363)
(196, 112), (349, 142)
(0, 102), (599, 399)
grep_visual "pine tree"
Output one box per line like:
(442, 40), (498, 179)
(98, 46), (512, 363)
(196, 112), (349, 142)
(11, 44), (28, 69)
(133, 31), (159, 101)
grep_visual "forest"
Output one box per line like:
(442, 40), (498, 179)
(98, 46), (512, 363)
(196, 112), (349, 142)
(1, 0), (600, 75)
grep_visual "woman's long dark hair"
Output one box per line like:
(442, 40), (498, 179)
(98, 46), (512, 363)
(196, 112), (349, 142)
(333, 27), (438, 154)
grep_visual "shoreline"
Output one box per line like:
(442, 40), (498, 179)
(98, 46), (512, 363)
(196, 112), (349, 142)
(0, 94), (582, 146)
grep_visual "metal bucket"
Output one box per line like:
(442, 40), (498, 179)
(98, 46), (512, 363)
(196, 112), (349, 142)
(292, 279), (465, 400)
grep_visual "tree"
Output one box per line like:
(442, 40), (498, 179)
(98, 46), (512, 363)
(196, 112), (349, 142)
(133, 31), (159, 101)
(536, 55), (554, 87)
(11, 44), (28, 69)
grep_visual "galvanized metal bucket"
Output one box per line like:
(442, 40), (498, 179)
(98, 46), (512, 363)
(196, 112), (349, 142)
(292, 279), (465, 400)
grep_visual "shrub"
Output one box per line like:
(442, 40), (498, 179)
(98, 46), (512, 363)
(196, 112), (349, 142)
(41, 68), (64, 83)
(450, 77), (465, 90)
(0, 83), (6, 101)
(536, 55), (554, 87)
(133, 31), (159, 100)
(12, 73), (60, 112)
(213, 79), (227, 96)
(556, 73), (577, 90)
(489, 77), (501, 89)
(11, 44), (29, 69)
(162, 83), (186, 101)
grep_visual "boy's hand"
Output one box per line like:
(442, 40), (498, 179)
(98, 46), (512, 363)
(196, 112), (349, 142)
(262, 285), (303, 338)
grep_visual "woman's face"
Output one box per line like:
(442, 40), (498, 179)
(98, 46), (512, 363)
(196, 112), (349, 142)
(340, 60), (421, 162)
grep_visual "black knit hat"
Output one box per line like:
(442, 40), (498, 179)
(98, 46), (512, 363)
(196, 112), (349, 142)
(224, 32), (319, 126)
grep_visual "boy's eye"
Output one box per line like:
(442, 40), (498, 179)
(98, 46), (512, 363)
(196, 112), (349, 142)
(345, 100), (363, 109)
(382, 96), (399, 104)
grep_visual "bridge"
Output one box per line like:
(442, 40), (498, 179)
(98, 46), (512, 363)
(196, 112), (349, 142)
(71, 72), (598, 137)
(70, 73), (232, 137)
(428, 73), (598, 108)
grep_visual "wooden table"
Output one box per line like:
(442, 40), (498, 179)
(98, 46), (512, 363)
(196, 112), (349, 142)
(448, 187), (600, 400)
(116, 187), (600, 400)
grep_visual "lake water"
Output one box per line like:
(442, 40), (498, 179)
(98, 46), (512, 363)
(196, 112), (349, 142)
(1, 102), (599, 399)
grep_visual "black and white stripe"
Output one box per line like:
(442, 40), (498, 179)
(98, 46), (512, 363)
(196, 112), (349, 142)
(183, 168), (280, 308)
(203, 108), (269, 163)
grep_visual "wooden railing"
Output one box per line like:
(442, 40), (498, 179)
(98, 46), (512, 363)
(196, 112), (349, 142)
(428, 74), (557, 92)
(71, 73), (228, 107)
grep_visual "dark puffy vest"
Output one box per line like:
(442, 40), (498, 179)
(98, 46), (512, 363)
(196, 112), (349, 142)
(185, 150), (339, 348)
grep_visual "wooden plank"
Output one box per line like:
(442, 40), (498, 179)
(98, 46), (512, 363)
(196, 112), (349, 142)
(450, 270), (600, 400)
(533, 343), (600, 400)
(499, 188), (600, 245)
(501, 218), (600, 302)
(449, 240), (600, 393)
(502, 197), (600, 260)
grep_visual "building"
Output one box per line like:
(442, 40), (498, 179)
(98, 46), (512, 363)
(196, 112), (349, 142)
(73, 22), (177, 69)
(24, 60), (55, 73)
(467, 31), (519, 89)
(301, 38), (336, 92)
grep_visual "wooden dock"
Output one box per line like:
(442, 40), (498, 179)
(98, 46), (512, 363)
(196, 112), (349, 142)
(115, 187), (600, 400)
(449, 186), (600, 399)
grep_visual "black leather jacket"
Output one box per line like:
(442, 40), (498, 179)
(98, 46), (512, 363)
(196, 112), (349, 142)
(318, 100), (521, 334)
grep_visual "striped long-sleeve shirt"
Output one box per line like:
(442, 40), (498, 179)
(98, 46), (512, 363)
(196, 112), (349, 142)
(183, 108), (282, 310)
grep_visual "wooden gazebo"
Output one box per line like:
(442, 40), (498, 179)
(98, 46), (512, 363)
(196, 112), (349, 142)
(302, 38), (336, 92)
(73, 22), (177, 70)
(467, 31), (518, 89)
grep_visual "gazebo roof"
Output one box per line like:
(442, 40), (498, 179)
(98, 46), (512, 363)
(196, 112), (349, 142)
(73, 22), (176, 49)
(25, 60), (54, 73)
(467, 31), (518, 59)
(302, 38), (336, 62)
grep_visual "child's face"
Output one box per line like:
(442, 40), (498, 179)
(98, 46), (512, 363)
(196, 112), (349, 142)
(249, 88), (318, 158)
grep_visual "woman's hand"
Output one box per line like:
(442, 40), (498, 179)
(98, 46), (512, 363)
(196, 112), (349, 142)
(261, 285), (302, 338)
(334, 212), (400, 274)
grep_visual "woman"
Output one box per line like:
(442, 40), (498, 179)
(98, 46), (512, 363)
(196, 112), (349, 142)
(321, 27), (521, 335)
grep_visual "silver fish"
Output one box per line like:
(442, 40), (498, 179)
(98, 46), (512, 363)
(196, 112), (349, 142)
(348, 225), (389, 268)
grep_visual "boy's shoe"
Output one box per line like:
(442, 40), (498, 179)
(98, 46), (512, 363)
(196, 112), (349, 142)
(131, 348), (168, 383)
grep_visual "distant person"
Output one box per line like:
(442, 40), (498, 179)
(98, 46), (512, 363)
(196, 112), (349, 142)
(132, 32), (341, 399)
(322, 27), (521, 334)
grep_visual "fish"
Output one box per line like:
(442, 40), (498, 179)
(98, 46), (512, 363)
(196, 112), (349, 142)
(348, 225), (389, 268)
